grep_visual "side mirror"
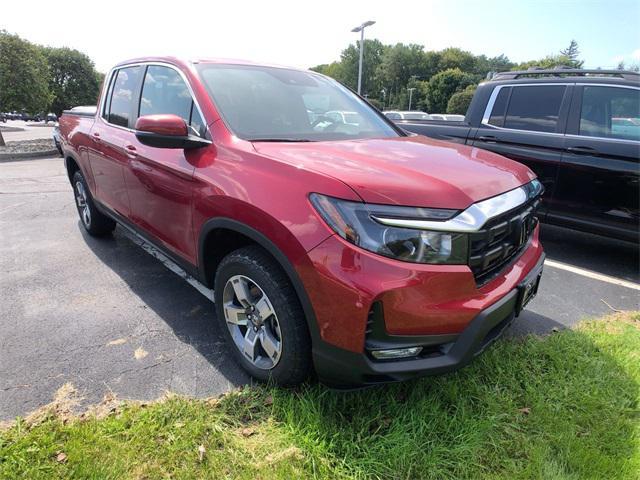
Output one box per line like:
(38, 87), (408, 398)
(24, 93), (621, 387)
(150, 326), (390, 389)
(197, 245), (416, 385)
(134, 114), (209, 149)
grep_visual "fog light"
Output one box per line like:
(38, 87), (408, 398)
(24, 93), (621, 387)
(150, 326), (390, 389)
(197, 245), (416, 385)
(370, 346), (422, 360)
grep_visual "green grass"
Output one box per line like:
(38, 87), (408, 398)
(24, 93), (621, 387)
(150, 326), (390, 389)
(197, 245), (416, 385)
(1, 312), (639, 480)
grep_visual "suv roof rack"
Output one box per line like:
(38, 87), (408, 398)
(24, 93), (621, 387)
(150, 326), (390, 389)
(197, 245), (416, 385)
(492, 69), (640, 82)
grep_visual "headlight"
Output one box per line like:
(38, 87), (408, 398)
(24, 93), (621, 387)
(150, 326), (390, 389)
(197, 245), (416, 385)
(310, 193), (468, 264)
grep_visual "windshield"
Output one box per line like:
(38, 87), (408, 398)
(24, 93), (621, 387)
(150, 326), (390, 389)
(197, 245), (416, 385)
(196, 64), (400, 142)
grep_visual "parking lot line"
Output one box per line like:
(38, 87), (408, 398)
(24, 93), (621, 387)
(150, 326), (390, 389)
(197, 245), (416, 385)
(545, 259), (640, 291)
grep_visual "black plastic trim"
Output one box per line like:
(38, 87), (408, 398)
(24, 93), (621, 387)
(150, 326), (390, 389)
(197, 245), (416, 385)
(365, 302), (458, 351)
(197, 218), (322, 344)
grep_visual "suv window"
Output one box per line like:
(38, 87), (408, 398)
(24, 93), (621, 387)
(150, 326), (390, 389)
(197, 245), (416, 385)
(108, 66), (142, 128)
(487, 87), (510, 127)
(579, 86), (640, 141)
(139, 65), (205, 136)
(502, 85), (566, 133)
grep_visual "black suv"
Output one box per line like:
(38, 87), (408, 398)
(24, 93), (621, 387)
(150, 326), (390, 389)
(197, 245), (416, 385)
(396, 69), (640, 243)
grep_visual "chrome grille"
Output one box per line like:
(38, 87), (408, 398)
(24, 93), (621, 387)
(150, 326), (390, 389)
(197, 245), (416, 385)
(468, 195), (541, 286)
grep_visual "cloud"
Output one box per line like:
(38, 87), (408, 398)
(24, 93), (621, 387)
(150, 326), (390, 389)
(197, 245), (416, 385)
(612, 50), (640, 66)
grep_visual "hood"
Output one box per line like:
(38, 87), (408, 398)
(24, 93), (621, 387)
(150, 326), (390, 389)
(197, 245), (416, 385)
(252, 135), (536, 210)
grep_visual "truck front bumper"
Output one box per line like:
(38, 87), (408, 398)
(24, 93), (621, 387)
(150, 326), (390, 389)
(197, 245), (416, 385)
(312, 253), (544, 387)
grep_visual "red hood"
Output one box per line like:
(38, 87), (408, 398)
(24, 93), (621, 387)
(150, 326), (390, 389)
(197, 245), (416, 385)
(253, 135), (536, 209)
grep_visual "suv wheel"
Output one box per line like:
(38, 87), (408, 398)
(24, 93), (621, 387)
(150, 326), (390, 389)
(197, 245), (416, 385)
(72, 170), (116, 236)
(214, 246), (311, 385)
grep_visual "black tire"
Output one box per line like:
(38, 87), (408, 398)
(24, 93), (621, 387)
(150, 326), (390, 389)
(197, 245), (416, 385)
(72, 170), (116, 237)
(214, 245), (312, 385)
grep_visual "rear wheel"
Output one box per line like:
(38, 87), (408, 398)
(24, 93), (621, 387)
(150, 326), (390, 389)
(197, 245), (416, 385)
(72, 170), (116, 237)
(214, 246), (312, 385)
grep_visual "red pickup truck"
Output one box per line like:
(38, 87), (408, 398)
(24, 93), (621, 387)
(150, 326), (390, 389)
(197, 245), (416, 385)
(59, 57), (545, 387)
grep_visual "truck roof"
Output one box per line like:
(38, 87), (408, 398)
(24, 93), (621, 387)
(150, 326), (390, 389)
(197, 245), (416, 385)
(113, 56), (305, 72)
(489, 68), (640, 86)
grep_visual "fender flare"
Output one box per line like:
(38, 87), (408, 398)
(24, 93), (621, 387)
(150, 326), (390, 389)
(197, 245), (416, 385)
(198, 217), (321, 342)
(64, 151), (89, 185)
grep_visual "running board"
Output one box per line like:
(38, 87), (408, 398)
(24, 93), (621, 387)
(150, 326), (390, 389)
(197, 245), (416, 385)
(120, 228), (215, 302)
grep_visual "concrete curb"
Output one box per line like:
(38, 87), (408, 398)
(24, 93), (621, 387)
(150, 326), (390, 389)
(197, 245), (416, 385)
(0, 149), (60, 162)
(0, 126), (25, 133)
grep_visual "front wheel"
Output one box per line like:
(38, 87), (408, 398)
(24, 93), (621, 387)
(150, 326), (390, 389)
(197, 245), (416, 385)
(72, 170), (116, 237)
(214, 246), (312, 385)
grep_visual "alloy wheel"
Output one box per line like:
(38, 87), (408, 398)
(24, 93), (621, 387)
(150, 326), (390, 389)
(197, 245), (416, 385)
(75, 180), (91, 227)
(222, 274), (283, 369)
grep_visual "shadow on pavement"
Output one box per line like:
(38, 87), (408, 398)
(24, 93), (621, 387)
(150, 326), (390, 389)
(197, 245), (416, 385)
(507, 309), (567, 337)
(78, 223), (250, 388)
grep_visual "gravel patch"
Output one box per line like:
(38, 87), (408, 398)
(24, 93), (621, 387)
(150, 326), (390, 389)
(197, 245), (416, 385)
(0, 139), (55, 154)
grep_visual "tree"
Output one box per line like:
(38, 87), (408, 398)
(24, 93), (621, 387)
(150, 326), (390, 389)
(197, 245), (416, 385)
(0, 30), (51, 114)
(616, 61), (640, 72)
(560, 40), (581, 63)
(44, 46), (101, 116)
(421, 51), (442, 80)
(422, 68), (476, 113)
(338, 39), (386, 95)
(475, 54), (514, 77)
(378, 43), (428, 95)
(514, 54), (578, 70)
(367, 98), (383, 110)
(310, 39), (521, 108)
(447, 85), (476, 114)
(311, 61), (343, 79)
(437, 48), (477, 74)
(312, 40), (385, 96)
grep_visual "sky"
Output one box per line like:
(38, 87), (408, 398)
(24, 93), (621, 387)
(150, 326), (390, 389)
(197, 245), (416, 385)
(2, 0), (639, 73)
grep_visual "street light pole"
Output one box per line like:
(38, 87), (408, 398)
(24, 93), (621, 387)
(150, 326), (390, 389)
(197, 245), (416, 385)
(407, 88), (416, 110)
(351, 20), (376, 95)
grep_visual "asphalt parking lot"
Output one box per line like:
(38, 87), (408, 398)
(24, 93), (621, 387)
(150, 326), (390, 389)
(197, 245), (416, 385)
(1, 156), (638, 420)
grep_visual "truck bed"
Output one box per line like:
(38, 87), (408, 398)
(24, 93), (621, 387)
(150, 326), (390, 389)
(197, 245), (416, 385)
(61, 106), (98, 118)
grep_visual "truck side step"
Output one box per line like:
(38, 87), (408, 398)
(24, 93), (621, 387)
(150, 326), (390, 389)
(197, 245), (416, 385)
(120, 227), (215, 303)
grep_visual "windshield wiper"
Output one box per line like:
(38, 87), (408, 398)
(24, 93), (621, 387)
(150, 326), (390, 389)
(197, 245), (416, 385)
(249, 138), (315, 142)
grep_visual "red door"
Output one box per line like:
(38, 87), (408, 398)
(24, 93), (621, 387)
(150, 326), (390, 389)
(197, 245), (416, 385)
(124, 140), (198, 263)
(89, 119), (133, 217)
(122, 64), (209, 264)
(90, 65), (143, 217)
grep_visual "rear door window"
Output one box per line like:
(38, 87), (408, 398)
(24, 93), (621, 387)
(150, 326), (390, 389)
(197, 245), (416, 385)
(139, 65), (205, 136)
(108, 66), (142, 128)
(487, 87), (510, 127)
(579, 86), (640, 141)
(503, 85), (566, 133)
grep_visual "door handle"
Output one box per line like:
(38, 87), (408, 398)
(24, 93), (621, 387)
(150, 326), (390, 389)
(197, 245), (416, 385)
(92, 132), (101, 143)
(124, 144), (138, 158)
(478, 135), (497, 142)
(567, 146), (598, 155)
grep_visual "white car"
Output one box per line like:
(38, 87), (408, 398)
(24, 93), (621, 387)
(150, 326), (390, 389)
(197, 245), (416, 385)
(429, 114), (465, 122)
(383, 110), (432, 121)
